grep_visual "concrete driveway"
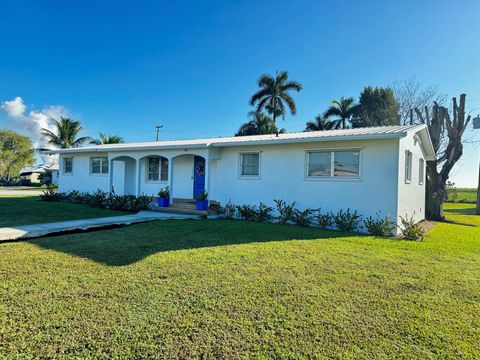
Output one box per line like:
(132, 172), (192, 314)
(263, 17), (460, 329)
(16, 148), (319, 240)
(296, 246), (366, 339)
(0, 186), (45, 196)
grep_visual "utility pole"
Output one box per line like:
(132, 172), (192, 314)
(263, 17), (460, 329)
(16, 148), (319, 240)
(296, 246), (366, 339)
(155, 125), (163, 141)
(473, 115), (480, 215)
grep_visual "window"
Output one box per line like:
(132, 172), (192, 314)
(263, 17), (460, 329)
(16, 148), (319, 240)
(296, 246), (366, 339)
(90, 157), (109, 174)
(240, 153), (260, 177)
(419, 158), (424, 185)
(63, 157), (73, 174)
(307, 150), (360, 178)
(147, 157), (168, 181)
(405, 150), (412, 183)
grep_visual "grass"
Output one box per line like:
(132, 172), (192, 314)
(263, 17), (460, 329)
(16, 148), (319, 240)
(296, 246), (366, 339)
(0, 196), (128, 227)
(447, 187), (478, 204)
(0, 200), (479, 358)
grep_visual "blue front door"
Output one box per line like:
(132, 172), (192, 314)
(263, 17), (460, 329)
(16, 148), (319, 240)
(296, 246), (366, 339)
(193, 156), (206, 198)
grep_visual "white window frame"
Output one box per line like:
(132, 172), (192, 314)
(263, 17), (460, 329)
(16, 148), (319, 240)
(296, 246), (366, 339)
(305, 148), (362, 181)
(89, 156), (109, 176)
(145, 156), (168, 183)
(405, 150), (412, 184)
(62, 157), (73, 175)
(419, 158), (425, 185)
(238, 152), (261, 179)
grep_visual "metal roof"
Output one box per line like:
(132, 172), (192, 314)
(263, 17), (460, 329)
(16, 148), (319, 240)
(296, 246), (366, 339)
(48, 124), (435, 158)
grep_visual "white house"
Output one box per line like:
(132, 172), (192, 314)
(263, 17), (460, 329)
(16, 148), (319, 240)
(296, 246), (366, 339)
(51, 125), (435, 231)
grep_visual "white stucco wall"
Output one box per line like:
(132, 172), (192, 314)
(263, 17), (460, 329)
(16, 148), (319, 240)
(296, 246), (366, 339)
(58, 136), (428, 232)
(396, 133), (427, 224)
(214, 139), (400, 225)
(58, 152), (109, 193)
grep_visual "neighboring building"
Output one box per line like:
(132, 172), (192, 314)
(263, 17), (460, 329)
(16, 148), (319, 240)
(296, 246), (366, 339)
(19, 164), (59, 185)
(50, 125), (435, 233)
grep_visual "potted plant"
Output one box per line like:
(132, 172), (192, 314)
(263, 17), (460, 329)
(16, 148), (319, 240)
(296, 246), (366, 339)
(157, 186), (170, 207)
(195, 190), (209, 211)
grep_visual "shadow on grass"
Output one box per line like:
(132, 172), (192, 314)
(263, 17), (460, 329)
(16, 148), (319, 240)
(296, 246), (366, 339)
(26, 219), (348, 266)
(444, 207), (477, 215)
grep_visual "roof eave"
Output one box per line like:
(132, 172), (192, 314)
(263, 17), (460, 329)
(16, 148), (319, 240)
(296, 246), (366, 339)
(45, 133), (406, 155)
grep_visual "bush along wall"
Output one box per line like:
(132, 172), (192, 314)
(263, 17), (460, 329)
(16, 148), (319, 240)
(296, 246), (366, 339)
(41, 186), (153, 212)
(220, 199), (425, 241)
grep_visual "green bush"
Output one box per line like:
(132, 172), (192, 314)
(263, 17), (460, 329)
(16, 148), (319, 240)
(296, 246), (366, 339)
(334, 208), (361, 232)
(274, 199), (296, 224)
(316, 209), (334, 229)
(399, 216), (426, 241)
(236, 205), (257, 221)
(255, 202), (273, 222)
(41, 186), (65, 202)
(363, 212), (395, 237)
(292, 208), (316, 227)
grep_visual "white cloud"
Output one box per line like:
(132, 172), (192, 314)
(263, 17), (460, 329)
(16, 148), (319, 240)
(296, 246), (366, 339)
(1, 96), (70, 165)
(1, 96), (26, 117)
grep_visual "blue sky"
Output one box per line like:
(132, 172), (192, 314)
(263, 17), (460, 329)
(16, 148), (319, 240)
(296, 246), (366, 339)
(1, 0), (479, 186)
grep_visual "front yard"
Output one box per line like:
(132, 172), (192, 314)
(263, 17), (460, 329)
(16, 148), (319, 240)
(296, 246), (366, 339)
(0, 195), (128, 227)
(0, 198), (479, 358)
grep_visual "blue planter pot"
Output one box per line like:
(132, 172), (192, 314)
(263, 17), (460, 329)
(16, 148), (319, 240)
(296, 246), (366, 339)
(157, 197), (169, 207)
(195, 199), (209, 211)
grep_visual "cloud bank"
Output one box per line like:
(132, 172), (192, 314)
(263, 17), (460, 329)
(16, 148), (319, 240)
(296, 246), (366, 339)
(1, 96), (69, 164)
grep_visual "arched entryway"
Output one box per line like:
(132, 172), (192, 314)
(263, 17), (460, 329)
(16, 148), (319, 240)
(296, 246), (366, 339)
(171, 154), (206, 199)
(109, 156), (137, 195)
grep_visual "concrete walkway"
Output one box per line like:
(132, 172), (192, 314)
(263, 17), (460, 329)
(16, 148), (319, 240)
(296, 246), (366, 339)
(0, 186), (45, 196)
(0, 211), (202, 242)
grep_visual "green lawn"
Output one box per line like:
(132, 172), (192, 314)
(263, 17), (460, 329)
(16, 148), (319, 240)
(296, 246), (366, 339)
(1, 200), (479, 358)
(0, 196), (128, 227)
(447, 188), (478, 204)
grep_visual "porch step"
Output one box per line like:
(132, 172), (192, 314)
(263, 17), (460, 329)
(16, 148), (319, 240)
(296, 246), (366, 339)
(152, 206), (209, 216)
(172, 198), (195, 204)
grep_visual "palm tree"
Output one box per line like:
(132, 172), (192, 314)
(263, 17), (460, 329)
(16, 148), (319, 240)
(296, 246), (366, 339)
(235, 112), (286, 137)
(42, 117), (92, 149)
(305, 115), (335, 131)
(90, 133), (124, 145)
(323, 97), (358, 129)
(249, 71), (302, 124)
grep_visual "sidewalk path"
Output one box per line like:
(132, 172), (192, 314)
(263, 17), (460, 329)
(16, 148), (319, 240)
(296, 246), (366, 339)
(0, 211), (201, 242)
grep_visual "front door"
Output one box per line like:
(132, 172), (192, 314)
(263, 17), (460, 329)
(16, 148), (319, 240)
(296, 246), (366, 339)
(193, 156), (206, 198)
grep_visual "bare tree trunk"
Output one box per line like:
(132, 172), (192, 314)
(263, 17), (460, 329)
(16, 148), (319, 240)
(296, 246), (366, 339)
(415, 94), (471, 220)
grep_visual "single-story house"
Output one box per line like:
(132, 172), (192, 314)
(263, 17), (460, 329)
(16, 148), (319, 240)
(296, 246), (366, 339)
(19, 164), (59, 185)
(51, 125), (435, 232)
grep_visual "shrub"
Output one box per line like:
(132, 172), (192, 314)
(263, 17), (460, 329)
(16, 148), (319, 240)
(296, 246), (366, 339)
(41, 186), (65, 202)
(196, 190), (208, 200)
(274, 199), (296, 224)
(88, 189), (108, 208)
(158, 186), (170, 198)
(256, 202), (273, 222)
(399, 216), (426, 241)
(131, 194), (153, 211)
(334, 208), (361, 232)
(221, 200), (236, 219)
(363, 212), (395, 237)
(316, 209), (334, 229)
(236, 204), (257, 221)
(66, 190), (84, 204)
(292, 208), (316, 227)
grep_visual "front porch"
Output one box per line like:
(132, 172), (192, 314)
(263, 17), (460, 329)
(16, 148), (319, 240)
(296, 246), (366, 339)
(152, 198), (221, 216)
(107, 149), (220, 215)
